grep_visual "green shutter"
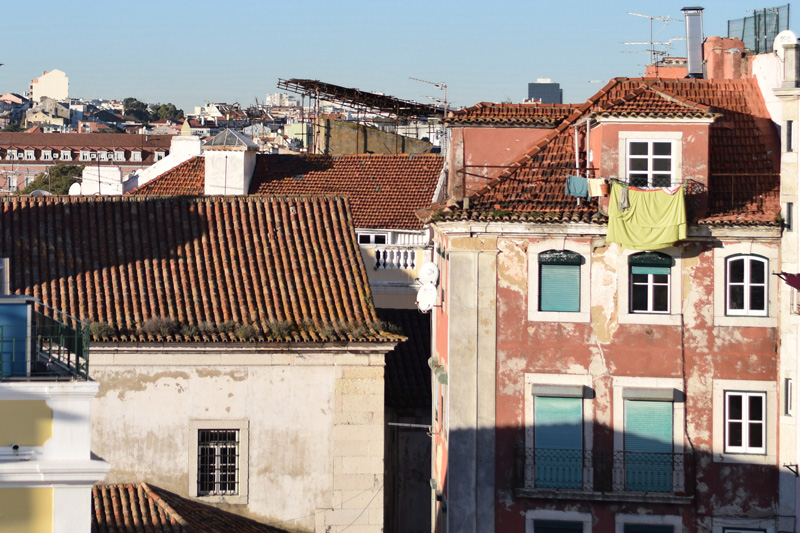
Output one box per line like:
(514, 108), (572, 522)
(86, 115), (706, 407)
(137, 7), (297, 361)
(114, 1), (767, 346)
(535, 397), (582, 449)
(624, 400), (673, 492)
(540, 264), (580, 312)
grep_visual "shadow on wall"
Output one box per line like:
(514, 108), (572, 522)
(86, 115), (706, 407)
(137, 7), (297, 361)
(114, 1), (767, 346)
(434, 423), (787, 532)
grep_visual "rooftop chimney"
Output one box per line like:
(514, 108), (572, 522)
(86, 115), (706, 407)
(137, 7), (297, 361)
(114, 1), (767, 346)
(682, 7), (705, 78)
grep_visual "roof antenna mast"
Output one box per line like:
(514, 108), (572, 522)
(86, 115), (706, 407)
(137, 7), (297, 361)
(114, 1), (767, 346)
(626, 11), (684, 75)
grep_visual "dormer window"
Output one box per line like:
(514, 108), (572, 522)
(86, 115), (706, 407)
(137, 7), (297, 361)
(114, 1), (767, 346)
(80, 150), (91, 161)
(627, 140), (674, 188)
(114, 150), (125, 161)
(60, 149), (72, 160)
(7, 150), (18, 160)
(98, 150), (110, 161)
(131, 151), (142, 162)
(42, 150), (53, 161)
(154, 150), (166, 161)
(24, 149), (35, 161)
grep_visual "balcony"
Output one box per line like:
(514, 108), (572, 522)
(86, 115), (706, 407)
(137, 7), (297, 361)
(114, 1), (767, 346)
(374, 247), (418, 270)
(517, 448), (694, 504)
(0, 296), (89, 381)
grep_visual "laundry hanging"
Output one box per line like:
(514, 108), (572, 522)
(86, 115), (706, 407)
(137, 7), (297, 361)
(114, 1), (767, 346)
(607, 182), (686, 250)
(565, 174), (589, 199)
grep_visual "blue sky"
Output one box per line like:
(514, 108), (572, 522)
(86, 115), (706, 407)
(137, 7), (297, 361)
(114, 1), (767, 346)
(3, 1), (798, 112)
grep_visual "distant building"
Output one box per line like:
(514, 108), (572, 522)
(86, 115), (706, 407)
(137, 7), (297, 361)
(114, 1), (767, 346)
(29, 69), (68, 102)
(527, 77), (563, 104)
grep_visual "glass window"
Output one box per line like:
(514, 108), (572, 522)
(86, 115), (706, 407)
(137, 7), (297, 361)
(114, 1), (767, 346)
(197, 429), (240, 496)
(725, 391), (766, 454)
(627, 140), (674, 188)
(539, 250), (582, 312)
(726, 256), (767, 316)
(629, 252), (672, 314)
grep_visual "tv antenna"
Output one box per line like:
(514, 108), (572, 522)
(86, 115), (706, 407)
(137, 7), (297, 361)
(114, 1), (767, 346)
(626, 11), (683, 68)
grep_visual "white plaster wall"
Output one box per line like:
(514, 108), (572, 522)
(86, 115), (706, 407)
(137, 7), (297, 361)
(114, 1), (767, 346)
(31, 70), (68, 102)
(79, 166), (123, 195)
(90, 347), (386, 531)
(753, 53), (784, 122)
(204, 150), (256, 195)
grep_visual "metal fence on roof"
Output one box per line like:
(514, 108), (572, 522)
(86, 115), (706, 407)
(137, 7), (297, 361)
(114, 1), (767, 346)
(728, 4), (790, 54)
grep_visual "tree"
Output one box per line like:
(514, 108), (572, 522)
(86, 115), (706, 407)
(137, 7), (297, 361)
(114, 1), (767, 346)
(17, 164), (84, 195)
(122, 97), (150, 122)
(2, 122), (23, 132)
(151, 103), (184, 121)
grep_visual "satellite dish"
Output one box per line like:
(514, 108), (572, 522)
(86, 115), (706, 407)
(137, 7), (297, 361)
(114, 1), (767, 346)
(418, 262), (440, 286)
(774, 30), (798, 61)
(416, 284), (437, 313)
(68, 182), (82, 196)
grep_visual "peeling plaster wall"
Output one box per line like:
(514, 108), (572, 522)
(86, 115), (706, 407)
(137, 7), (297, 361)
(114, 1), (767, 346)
(90, 347), (387, 533)
(432, 224), (782, 533)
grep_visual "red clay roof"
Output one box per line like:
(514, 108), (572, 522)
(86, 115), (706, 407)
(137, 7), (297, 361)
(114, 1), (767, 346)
(446, 102), (579, 126)
(425, 78), (780, 226)
(1, 195), (398, 343)
(92, 483), (287, 532)
(0, 132), (172, 149)
(591, 85), (718, 119)
(131, 153), (444, 231)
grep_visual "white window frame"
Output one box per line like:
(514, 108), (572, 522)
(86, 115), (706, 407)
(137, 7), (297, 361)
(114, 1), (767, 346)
(712, 517), (774, 533)
(725, 255), (768, 317)
(98, 150), (110, 161)
(155, 150), (166, 161)
(526, 510), (592, 533)
(527, 239), (591, 323)
(713, 243), (778, 327)
(357, 232), (388, 245)
(615, 514), (682, 533)
(525, 373), (593, 491)
(712, 379), (776, 465)
(41, 150), (53, 161)
(188, 419), (249, 504)
(24, 149), (35, 161)
(79, 150), (91, 161)
(113, 150), (125, 161)
(131, 150), (142, 162)
(612, 377), (685, 493)
(723, 391), (767, 454)
(618, 131), (683, 188)
(626, 139), (676, 188)
(617, 246), (682, 325)
(7, 150), (18, 160)
(60, 149), (72, 160)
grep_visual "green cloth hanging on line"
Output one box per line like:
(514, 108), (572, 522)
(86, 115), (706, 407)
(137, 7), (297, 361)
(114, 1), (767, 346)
(607, 182), (686, 250)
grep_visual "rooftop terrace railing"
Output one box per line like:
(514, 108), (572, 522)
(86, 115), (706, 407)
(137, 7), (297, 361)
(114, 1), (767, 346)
(0, 303), (89, 382)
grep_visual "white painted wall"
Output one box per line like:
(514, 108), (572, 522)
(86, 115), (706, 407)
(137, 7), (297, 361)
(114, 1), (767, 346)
(90, 345), (387, 532)
(204, 149), (256, 195)
(30, 70), (68, 102)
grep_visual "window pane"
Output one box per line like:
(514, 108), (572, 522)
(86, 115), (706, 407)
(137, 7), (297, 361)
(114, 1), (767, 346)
(729, 259), (744, 282)
(629, 175), (648, 187)
(748, 423), (763, 448)
(750, 260), (765, 283)
(631, 285), (649, 311)
(652, 274), (669, 284)
(728, 421), (743, 447)
(749, 287), (765, 311)
(728, 286), (744, 310)
(632, 273), (649, 283)
(630, 158), (648, 171)
(374, 235), (387, 244)
(652, 175), (672, 187)
(728, 395), (743, 419)
(749, 395), (763, 421)
(653, 142), (672, 156)
(358, 235), (370, 244)
(653, 159), (671, 171)
(652, 285), (669, 311)
(630, 142), (648, 155)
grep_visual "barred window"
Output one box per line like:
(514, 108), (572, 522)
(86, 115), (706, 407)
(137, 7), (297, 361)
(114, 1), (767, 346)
(197, 429), (240, 496)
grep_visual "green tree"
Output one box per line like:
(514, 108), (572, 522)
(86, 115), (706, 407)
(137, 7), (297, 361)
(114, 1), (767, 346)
(151, 103), (184, 121)
(122, 97), (150, 122)
(17, 164), (84, 195)
(2, 122), (23, 132)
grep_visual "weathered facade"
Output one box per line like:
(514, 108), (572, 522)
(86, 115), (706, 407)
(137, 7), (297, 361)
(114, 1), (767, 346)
(423, 77), (790, 532)
(0, 195), (400, 532)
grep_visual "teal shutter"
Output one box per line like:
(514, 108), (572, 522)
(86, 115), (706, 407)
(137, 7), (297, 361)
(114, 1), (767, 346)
(0, 302), (30, 378)
(535, 397), (582, 488)
(631, 266), (670, 275)
(624, 400), (673, 492)
(540, 264), (580, 312)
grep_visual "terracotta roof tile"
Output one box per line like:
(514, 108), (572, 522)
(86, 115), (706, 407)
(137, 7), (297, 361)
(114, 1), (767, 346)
(427, 78), (780, 226)
(1, 195), (399, 344)
(445, 101), (579, 126)
(92, 483), (287, 532)
(132, 153), (444, 231)
(0, 132), (172, 150)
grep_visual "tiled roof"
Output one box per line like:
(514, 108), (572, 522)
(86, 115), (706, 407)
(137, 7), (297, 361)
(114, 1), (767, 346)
(132, 153), (444, 231)
(1, 195), (399, 343)
(0, 132), (172, 149)
(92, 483), (287, 532)
(424, 78), (780, 226)
(131, 157), (206, 195)
(445, 102), (579, 126)
(378, 308), (431, 409)
(590, 85), (718, 119)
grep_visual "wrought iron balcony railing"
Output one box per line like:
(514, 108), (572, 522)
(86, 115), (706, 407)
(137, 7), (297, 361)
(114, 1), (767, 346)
(522, 448), (694, 495)
(1, 304), (89, 381)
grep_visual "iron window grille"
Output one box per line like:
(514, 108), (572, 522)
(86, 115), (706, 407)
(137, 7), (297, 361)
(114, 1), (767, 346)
(197, 429), (240, 496)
